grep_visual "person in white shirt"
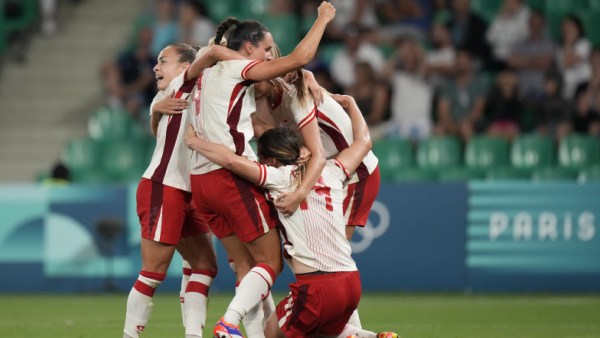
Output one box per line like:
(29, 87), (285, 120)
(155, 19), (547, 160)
(123, 43), (217, 338)
(183, 3), (336, 338)
(486, 0), (530, 67)
(185, 94), (398, 338)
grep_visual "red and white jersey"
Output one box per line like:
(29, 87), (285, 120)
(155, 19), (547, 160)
(269, 87), (378, 182)
(190, 59), (261, 175)
(257, 160), (357, 272)
(143, 70), (196, 191)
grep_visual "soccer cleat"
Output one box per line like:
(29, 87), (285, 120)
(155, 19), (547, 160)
(377, 332), (400, 338)
(213, 317), (244, 338)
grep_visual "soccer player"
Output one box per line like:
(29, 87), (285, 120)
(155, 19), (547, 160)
(122, 43), (217, 338)
(182, 2), (336, 337)
(184, 94), (398, 338)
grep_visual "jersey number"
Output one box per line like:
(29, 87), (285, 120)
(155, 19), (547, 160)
(300, 177), (333, 211)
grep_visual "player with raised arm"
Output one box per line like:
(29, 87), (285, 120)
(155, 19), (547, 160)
(185, 94), (399, 338)
(183, 2), (336, 338)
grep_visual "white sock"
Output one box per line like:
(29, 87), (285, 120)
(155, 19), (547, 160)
(336, 324), (376, 338)
(123, 271), (165, 338)
(243, 301), (266, 338)
(184, 269), (217, 337)
(262, 292), (275, 321)
(181, 261), (192, 328)
(348, 309), (362, 328)
(223, 263), (276, 326)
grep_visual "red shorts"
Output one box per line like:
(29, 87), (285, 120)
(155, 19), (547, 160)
(136, 178), (209, 245)
(277, 271), (361, 338)
(190, 169), (279, 242)
(343, 166), (380, 227)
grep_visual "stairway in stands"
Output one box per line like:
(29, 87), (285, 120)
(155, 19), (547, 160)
(0, 0), (146, 182)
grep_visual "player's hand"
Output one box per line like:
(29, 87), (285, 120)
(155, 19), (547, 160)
(317, 1), (336, 23)
(184, 123), (197, 149)
(330, 94), (354, 110)
(298, 146), (312, 164)
(153, 91), (188, 115)
(275, 190), (304, 216)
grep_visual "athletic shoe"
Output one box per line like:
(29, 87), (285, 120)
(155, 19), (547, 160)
(213, 317), (244, 338)
(377, 332), (400, 338)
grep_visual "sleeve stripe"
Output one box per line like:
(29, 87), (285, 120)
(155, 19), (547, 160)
(333, 159), (351, 180)
(298, 106), (317, 129)
(241, 60), (262, 80)
(256, 162), (267, 186)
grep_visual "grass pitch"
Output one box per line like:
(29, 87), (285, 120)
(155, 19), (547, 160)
(0, 293), (599, 338)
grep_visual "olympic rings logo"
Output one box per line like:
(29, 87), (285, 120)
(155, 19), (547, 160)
(350, 200), (390, 253)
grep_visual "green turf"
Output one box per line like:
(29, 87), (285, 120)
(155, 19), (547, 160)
(0, 293), (599, 338)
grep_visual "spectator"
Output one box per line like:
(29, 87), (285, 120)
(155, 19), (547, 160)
(435, 49), (488, 141)
(39, 0), (57, 36)
(572, 49), (600, 136)
(178, 0), (215, 47)
(330, 25), (385, 90)
(312, 66), (344, 95)
(486, 0), (530, 70)
(101, 26), (156, 120)
(483, 68), (524, 141)
(324, 0), (380, 42)
(41, 162), (71, 186)
(384, 38), (433, 140)
(445, 0), (492, 69)
(557, 14), (591, 100)
(426, 22), (456, 81)
(507, 10), (556, 101)
(345, 61), (391, 125)
(532, 72), (572, 140)
(150, 0), (178, 56)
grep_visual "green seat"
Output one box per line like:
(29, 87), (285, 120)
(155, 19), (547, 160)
(391, 167), (437, 183)
(262, 15), (300, 55)
(372, 139), (414, 182)
(532, 166), (578, 181)
(486, 167), (531, 180)
(470, 0), (502, 22)
(417, 136), (462, 170)
(100, 140), (147, 182)
(238, 0), (269, 19)
(574, 11), (600, 45)
(61, 138), (100, 172)
(578, 165), (600, 182)
(206, 0), (239, 22)
(545, 0), (588, 13)
(438, 167), (485, 182)
(558, 134), (600, 170)
(526, 0), (545, 11)
(88, 108), (140, 141)
(511, 134), (555, 170)
(71, 168), (111, 184)
(465, 136), (510, 170)
(1, 0), (38, 33)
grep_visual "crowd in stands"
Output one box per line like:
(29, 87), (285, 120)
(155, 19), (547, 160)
(97, 0), (600, 145)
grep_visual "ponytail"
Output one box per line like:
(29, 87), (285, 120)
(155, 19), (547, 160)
(215, 17), (240, 46)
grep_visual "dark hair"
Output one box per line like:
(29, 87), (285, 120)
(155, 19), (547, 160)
(168, 42), (200, 64)
(563, 14), (586, 39)
(51, 162), (70, 181)
(257, 127), (303, 165)
(214, 17), (269, 51)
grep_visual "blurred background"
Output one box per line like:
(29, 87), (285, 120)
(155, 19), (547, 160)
(0, 0), (599, 296)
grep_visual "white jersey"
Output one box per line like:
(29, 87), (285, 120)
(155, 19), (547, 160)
(143, 70), (196, 191)
(257, 160), (357, 272)
(190, 59), (261, 174)
(269, 87), (378, 182)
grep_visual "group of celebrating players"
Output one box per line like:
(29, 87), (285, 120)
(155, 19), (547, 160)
(121, 2), (399, 338)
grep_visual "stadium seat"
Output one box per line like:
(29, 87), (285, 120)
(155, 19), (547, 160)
(61, 137), (100, 172)
(574, 10), (600, 46)
(470, 0), (502, 22)
(437, 167), (485, 182)
(526, 0), (545, 10)
(262, 14), (300, 55)
(558, 134), (600, 170)
(578, 165), (600, 182)
(485, 167), (531, 180)
(372, 139), (414, 182)
(100, 140), (147, 182)
(416, 136), (462, 170)
(532, 166), (578, 181)
(391, 167), (437, 183)
(1, 0), (38, 33)
(238, 0), (270, 19)
(205, 0), (239, 22)
(511, 134), (555, 170)
(544, 0), (588, 13)
(465, 136), (510, 170)
(88, 108), (138, 140)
